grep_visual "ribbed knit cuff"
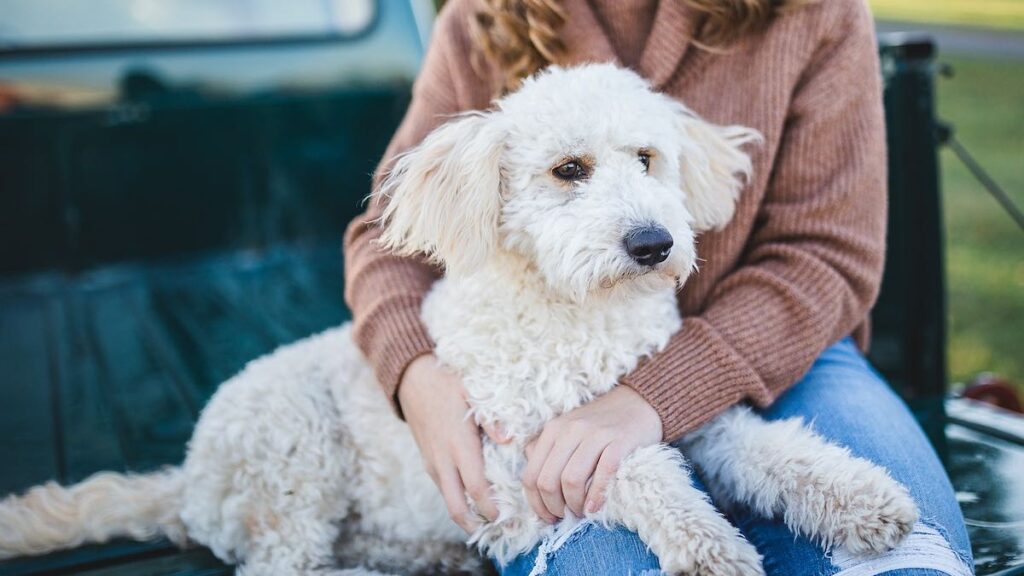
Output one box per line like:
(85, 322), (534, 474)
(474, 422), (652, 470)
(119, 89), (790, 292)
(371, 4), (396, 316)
(361, 295), (435, 418)
(620, 317), (774, 442)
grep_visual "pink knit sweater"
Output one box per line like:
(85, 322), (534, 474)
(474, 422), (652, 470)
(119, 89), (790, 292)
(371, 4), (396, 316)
(343, 0), (887, 441)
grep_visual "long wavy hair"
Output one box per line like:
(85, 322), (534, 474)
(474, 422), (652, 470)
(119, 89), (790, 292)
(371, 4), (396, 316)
(469, 0), (811, 93)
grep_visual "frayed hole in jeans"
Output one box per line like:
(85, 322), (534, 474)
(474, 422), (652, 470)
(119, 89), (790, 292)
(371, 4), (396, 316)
(831, 522), (973, 576)
(526, 520), (594, 576)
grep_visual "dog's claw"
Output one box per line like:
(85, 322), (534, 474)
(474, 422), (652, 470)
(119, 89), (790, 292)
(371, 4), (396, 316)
(835, 479), (919, 555)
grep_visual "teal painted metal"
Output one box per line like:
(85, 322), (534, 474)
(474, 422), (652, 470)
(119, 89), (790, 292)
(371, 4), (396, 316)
(0, 1), (430, 574)
(0, 0), (428, 274)
(0, 247), (346, 576)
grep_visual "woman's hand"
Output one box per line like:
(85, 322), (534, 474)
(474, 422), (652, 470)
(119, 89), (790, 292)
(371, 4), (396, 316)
(398, 354), (499, 533)
(521, 385), (662, 522)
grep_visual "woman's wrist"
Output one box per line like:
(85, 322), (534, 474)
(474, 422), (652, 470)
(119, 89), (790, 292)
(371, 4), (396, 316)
(613, 384), (663, 442)
(397, 353), (438, 413)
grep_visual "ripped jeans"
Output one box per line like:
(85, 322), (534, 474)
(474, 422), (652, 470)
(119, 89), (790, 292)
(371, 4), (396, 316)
(496, 338), (975, 576)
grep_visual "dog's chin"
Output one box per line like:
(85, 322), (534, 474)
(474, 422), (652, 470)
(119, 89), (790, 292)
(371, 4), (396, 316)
(555, 258), (689, 304)
(636, 267), (685, 292)
(596, 264), (683, 296)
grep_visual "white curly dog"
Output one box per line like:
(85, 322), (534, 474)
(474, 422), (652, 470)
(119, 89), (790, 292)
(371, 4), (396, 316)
(0, 64), (918, 576)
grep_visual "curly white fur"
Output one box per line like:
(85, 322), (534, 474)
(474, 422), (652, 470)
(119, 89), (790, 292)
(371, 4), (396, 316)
(0, 65), (917, 575)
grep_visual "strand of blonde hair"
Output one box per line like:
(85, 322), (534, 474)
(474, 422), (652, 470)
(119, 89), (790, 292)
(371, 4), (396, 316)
(470, 0), (567, 93)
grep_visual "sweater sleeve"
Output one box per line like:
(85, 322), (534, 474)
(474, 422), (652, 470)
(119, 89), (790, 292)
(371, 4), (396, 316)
(343, 4), (477, 411)
(621, 1), (888, 442)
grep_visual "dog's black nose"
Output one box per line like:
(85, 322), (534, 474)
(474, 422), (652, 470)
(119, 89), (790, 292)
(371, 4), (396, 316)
(624, 226), (673, 266)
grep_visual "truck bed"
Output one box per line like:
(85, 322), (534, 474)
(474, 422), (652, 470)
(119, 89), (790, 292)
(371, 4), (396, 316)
(0, 245), (344, 576)
(0, 244), (1021, 576)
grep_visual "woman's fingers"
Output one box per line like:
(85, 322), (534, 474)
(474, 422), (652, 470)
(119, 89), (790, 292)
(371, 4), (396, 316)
(437, 465), (478, 533)
(455, 430), (500, 522)
(584, 443), (625, 514)
(521, 430), (559, 523)
(534, 436), (581, 519)
(482, 422), (512, 444)
(561, 437), (608, 517)
(397, 356), (505, 531)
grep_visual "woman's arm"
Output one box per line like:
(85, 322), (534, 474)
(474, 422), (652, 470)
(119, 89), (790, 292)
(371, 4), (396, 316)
(343, 2), (500, 531)
(344, 1), (486, 409)
(343, 41), (452, 408)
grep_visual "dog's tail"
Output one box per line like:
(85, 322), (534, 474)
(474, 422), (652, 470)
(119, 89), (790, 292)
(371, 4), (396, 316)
(0, 467), (187, 559)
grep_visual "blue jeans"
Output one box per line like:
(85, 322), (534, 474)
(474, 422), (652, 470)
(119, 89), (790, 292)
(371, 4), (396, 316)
(497, 338), (974, 576)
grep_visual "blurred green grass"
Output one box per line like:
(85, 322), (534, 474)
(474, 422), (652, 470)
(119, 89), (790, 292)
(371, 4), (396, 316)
(934, 55), (1024, 390)
(869, 0), (1024, 30)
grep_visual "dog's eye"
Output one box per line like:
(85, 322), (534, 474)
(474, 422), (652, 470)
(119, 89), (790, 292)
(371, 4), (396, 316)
(553, 160), (587, 181)
(638, 152), (651, 172)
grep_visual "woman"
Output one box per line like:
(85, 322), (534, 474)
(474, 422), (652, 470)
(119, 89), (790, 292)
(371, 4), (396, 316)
(343, 0), (974, 574)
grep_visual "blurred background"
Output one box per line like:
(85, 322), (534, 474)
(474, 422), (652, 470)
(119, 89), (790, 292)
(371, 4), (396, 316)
(868, 0), (1024, 398)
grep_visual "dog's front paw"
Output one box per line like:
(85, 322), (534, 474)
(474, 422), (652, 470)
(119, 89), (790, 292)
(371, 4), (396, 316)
(656, 514), (764, 576)
(833, 470), (919, 555)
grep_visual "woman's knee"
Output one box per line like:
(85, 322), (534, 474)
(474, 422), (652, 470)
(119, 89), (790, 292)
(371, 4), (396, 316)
(739, 516), (974, 576)
(740, 339), (974, 575)
(759, 339), (966, 541)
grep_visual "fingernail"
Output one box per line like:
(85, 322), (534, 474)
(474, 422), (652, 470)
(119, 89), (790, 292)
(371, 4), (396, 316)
(585, 500), (597, 513)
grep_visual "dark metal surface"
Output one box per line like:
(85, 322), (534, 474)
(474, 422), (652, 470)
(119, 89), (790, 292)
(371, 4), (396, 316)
(871, 34), (950, 454)
(947, 400), (1024, 573)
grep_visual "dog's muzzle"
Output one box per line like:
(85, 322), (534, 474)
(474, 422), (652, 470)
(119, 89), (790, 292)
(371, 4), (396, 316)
(624, 225), (673, 267)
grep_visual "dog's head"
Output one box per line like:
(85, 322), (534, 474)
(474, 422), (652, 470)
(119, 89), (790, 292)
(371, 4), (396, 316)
(377, 64), (760, 301)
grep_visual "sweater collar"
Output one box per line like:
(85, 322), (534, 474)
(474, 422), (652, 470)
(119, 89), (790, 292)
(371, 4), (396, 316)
(563, 0), (700, 89)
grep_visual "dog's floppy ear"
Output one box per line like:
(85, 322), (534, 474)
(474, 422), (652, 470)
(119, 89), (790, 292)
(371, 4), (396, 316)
(673, 104), (761, 232)
(376, 111), (506, 274)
